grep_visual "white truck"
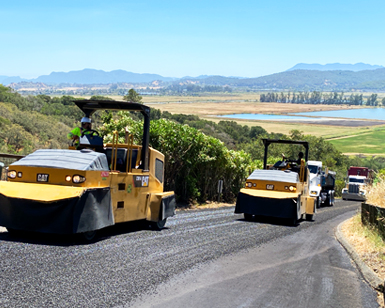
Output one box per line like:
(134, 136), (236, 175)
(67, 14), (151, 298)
(308, 160), (335, 208)
(341, 166), (373, 201)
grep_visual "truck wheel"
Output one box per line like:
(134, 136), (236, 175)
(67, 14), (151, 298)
(325, 198), (329, 206)
(150, 218), (167, 231)
(330, 192), (335, 206)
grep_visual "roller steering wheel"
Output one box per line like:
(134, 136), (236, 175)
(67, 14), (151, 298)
(81, 129), (100, 137)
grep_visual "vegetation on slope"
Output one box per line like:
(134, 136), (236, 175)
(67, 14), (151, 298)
(1, 86), (385, 202)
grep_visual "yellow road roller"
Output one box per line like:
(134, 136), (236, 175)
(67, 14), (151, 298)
(0, 100), (176, 239)
(235, 139), (315, 224)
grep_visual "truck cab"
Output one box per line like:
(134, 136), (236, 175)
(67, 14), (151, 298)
(308, 161), (335, 207)
(308, 160), (322, 207)
(342, 175), (368, 201)
(342, 166), (373, 201)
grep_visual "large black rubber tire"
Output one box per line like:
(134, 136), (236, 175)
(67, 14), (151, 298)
(306, 214), (314, 221)
(244, 213), (253, 221)
(81, 230), (98, 242)
(329, 193), (335, 206)
(150, 218), (167, 231)
(325, 196), (334, 207)
(6, 227), (24, 236)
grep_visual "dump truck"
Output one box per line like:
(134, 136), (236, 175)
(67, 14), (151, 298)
(235, 139), (316, 225)
(342, 166), (373, 201)
(0, 100), (176, 240)
(308, 160), (335, 208)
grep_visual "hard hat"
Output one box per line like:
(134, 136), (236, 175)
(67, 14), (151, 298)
(81, 117), (91, 123)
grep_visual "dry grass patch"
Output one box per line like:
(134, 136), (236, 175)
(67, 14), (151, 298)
(367, 179), (385, 209)
(73, 95), (377, 138)
(342, 214), (385, 280)
(341, 214), (385, 306)
(142, 93), (248, 104)
(176, 201), (235, 211)
(204, 117), (367, 138)
(147, 101), (357, 117)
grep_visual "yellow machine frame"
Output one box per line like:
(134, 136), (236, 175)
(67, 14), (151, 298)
(0, 100), (176, 238)
(235, 139), (316, 224)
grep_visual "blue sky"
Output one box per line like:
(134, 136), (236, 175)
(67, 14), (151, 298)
(1, 0), (385, 78)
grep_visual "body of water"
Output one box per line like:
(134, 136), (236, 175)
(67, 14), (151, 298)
(218, 108), (385, 121)
(217, 113), (311, 121)
(295, 108), (385, 120)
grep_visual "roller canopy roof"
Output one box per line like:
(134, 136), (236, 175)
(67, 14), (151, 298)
(262, 138), (309, 170)
(74, 99), (150, 117)
(248, 169), (299, 184)
(11, 149), (109, 171)
(74, 99), (151, 171)
(262, 138), (309, 148)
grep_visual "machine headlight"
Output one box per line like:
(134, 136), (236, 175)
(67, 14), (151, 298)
(289, 186), (296, 191)
(72, 175), (86, 183)
(310, 191), (317, 195)
(65, 175), (72, 182)
(17, 172), (23, 178)
(8, 170), (16, 179)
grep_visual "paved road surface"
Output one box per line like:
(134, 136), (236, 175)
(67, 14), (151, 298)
(0, 200), (379, 307)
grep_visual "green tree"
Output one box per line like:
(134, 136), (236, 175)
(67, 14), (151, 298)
(123, 89), (142, 104)
(366, 93), (378, 106)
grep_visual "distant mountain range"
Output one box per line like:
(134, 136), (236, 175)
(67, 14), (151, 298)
(286, 63), (384, 71)
(0, 69), (176, 85)
(185, 69), (385, 91)
(2, 63), (385, 91)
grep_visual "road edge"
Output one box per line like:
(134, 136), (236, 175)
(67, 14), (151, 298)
(335, 220), (384, 293)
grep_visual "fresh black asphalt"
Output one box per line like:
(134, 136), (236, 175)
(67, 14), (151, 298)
(0, 200), (379, 307)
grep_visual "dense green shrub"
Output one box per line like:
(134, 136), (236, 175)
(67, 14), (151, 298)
(101, 112), (254, 202)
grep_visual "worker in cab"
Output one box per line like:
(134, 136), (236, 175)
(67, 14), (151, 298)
(67, 117), (93, 147)
(296, 151), (304, 165)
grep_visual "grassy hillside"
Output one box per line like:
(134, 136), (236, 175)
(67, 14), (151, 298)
(328, 128), (385, 155)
